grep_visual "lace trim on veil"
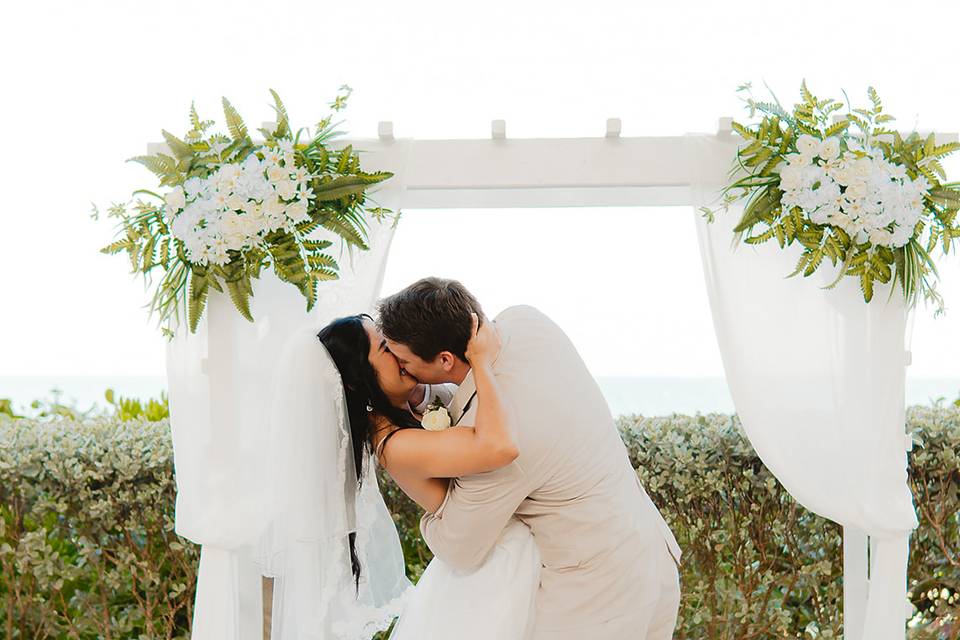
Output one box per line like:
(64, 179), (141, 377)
(325, 373), (414, 638)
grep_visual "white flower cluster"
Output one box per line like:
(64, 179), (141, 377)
(163, 140), (315, 266)
(777, 134), (929, 248)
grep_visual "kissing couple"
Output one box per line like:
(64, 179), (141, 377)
(271, 277), (683, 639)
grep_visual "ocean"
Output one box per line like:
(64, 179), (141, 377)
(2, 375), (958, 418)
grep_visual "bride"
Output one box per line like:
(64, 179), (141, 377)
(317, 312), (540, 639)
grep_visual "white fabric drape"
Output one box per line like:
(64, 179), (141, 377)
(166, 139), (414, 639)
(686, 134), (918, 639)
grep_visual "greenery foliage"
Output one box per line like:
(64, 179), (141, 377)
(0, 388), (170, 423)
(703, 81), (960, 314)
(94, 86), (397, 336)
(2, 405), (957, 638)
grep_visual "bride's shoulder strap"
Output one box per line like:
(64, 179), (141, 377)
(373, 418), (401, 460)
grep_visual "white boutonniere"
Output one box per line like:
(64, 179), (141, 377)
(421, 395), (451, 431)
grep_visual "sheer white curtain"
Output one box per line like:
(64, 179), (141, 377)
(686, 133), (918, 639)
(165, 139), (414, 639)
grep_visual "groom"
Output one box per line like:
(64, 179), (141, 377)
(377, 277), (683, 640)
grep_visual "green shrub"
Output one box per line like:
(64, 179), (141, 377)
(103, 388), (170, 423)
(0, 387), (170, 424)
(0, 418), (196, 639)
(1, 406), (957, 638)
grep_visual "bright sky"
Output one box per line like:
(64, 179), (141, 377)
(2, 0), (958, 378)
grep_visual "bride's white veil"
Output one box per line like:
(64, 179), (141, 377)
(256, 324), (413, 638)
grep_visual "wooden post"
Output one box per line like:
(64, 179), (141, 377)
(843, 526), (869, 640)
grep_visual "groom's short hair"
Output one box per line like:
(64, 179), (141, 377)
(377, 277), (484, 362)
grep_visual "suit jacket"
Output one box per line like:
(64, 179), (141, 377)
(419, 305), (682, 637)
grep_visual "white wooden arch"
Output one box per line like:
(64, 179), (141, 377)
(150, 118), (958, 640)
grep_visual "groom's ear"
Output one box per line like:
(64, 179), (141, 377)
(437, 351), (457, 371)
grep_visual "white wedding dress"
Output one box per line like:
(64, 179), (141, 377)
(388, 516), (541, 640)
(381, 382), (541, 639)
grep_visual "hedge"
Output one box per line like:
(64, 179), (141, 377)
(1, 406), (957, 638)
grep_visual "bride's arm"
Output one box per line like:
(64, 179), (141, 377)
(378, 315), (519, 501)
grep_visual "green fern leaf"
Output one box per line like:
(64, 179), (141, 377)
(786, 251), (811, 278)
(159, 238), (170, 267)
(804, 248), (825, 276)
(824, 120), (849, 138)
(188, 271), (209, 333)
(744, 226), (777, 244)
(307, 253), (339, 271)
(225, 278), (254, 322)
(783, 213), (795, 238)
(731, 121), (757, 140)
(302, 239), (334, 251)
(336, 145), (354, 173)
(127, 154), (180, 186)
(161, 129), (194, 161)
(141, 236), (156, 271)
(189, 102), (201, 131)
(800, 80), (815, 106)
(930, 142), (960, 158)
(774, 223), (786, 247)
(221, 97), (248, 142)
(317, 214), (368, 249)
(313, 267), (339, 281)
(269, 89), (290, 138)
(312, 173), (391, 201)
(860, 272), (874, 302)
(925, 158), (946, 181)
(101, 239), (132, 254)
(867, 86), (882, 113)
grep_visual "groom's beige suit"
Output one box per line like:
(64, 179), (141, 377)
(420, 305), (683, 639)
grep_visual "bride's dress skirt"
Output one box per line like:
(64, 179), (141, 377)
(389, 517), (540, 640)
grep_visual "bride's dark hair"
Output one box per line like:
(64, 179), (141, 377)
(316, 313), (421, 589)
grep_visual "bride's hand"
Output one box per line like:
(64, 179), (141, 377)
(464, 313), (500, 367)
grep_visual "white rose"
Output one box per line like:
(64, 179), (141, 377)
(285, 198), (310, 223)
(267, 164), (289, 183)
(262, 195), (285, 217)
(845, 182), (868, 200)
(276, 180), (298, 201)
(868, 227), (893, 246)
(818, 137), (841, 161)
(783, 153), (807, 167)
(241, 153), (262, 173)
(891, 225), (914, 247)
(796, 134), (820, 157)
(809, 208), (830, 225)
(887, 163), (908, 181)
(164, 186), (186, 212)
(778, 165), (802, 189)
(421, 407), (451, 431)
(183, 177), (205, 200)
(263, 148), (284, 166)
(225, 194), (247, 212)
(853, 157), (873, 177)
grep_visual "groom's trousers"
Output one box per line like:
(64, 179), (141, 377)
(532, 539), (681, 640)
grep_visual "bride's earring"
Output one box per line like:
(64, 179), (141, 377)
(366, 404), (373, 412)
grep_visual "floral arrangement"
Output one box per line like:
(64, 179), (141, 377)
(95, 86), (396, 335)
(702, 81), (960, 313)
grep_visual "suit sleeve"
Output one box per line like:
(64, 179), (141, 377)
(419, 460), (530, 571)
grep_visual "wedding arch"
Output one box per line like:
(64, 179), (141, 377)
(152, 116), (959, 640)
